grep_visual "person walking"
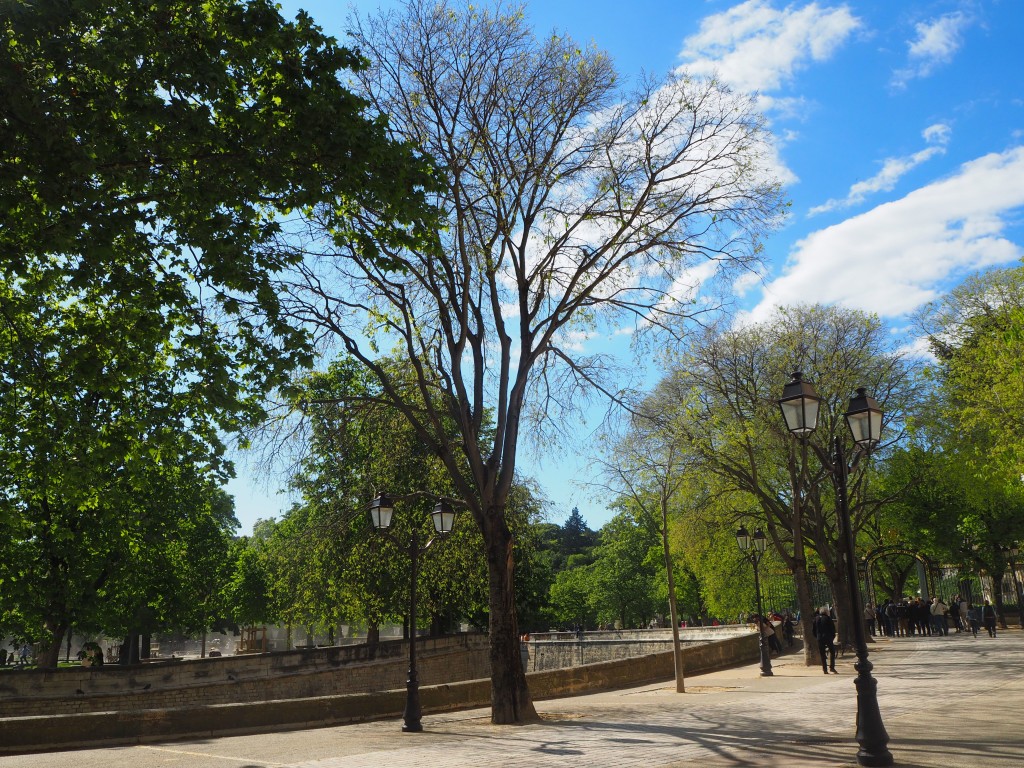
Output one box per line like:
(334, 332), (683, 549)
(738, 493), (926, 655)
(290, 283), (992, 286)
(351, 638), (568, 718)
(949, 595), (963, 633)
(883, 600), (896, 637)
(812, 607), (838, 674)
(782, 611), (796, 648)
(967, 603), (981, 637)
(931, 597), (949, 636)
(982, 600), (998, 637)
(863, 603), (875, 637)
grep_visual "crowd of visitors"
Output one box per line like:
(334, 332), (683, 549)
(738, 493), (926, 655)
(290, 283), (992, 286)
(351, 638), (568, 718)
(868, 595), (1001, 638)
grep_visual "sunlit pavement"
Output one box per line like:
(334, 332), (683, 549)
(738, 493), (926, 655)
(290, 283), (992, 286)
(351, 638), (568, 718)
(4, 627), (1022, 767)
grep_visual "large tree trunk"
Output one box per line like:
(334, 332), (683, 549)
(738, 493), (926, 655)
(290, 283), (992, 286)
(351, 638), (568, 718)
(484, 520), (538, 724)
(830, 572), (856, 648)
(992, 578), (1009, 629)
(789, 440), (819, 666)
(791, 562), (820, 666)
(366, 623), (380, 657)
(39, 618), (67, 669)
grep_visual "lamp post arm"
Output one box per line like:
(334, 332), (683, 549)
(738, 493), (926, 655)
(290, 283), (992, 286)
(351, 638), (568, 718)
(376, 527), (444, 557)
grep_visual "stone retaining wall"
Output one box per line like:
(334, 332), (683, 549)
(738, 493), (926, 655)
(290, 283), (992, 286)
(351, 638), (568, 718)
(0, 634), (490, 718)
(0, 631), (761, 755)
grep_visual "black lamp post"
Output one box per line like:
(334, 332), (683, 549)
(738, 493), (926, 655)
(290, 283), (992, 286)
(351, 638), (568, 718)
(736, 524), (772, 676)
(369, 493), (458, 733)
(779, 372), (893, 767)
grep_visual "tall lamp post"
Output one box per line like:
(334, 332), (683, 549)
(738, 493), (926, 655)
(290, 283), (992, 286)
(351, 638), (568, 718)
(735, 525), (772, 676)
(779, 372), (893, 767)
(369, 493), (458, 733)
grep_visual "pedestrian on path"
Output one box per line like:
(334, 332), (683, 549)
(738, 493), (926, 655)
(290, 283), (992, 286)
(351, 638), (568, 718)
(812, 607), (837, 674)
(982, 601), (998, 637)
(967, 603), (981, 637)
(782, 611), (796, 648)
(863, 603), (875, 637)
(931, 597), (949, 636)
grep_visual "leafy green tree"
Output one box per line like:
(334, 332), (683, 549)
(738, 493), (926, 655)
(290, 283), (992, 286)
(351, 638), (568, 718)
(656, 304), (919, 662)
(911, 267), (1024, 621)
(587, 508), (661, 629)
(548, 561), (599, 630)
(561, 508), (598, 560)
(879, 446), (1024, 620)
(276, 358), (488, 643)
(916, 267), (1024, 473)
(286, 0), (785, 722)
(597, 409), (695, 690)
(0, 0), (434, 666)
(225, 525), (278, 629)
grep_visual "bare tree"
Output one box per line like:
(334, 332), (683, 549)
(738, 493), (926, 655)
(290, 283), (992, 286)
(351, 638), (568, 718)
(283, 0), (785, 722)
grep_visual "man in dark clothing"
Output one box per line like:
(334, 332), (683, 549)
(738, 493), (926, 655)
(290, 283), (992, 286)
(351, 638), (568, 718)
(812, 607), (838, 674)
(883, 601), (896, 636)
(982, 601), (998, 637)
(914, 598), (931, 636)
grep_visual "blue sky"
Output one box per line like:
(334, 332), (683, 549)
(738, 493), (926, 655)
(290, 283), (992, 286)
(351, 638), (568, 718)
(227, 0), (1024, 534)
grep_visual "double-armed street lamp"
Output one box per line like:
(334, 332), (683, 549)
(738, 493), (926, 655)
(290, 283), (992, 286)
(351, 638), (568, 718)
(778, 371), (893, 768)
(368, 493), (458, 733)
(735, 525), (772, 677)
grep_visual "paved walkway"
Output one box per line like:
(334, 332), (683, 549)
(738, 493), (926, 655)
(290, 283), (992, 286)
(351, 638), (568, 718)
(4, 628), (1021, 767)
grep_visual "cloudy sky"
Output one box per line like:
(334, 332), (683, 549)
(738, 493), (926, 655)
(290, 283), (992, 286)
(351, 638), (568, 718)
(229, 0), (1024, 533)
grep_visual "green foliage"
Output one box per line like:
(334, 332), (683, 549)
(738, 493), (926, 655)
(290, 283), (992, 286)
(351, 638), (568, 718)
(546, 502), (700, 630)
(917, 267), (1024, 474)
(548, 564), (598, 629)
(561, 507), (599, 559)
(0, 0), (435, 663)
(260, 357), (496, 636)
(878, 447), (1024, 576)
(225, 535), (277, 628)
(661, 304), (917, 584)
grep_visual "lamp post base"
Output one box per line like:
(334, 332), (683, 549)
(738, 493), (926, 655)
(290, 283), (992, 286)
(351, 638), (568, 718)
(758, 638), (773, 677)
(402, 670), (422, 733)
(853, 658), (893, 767)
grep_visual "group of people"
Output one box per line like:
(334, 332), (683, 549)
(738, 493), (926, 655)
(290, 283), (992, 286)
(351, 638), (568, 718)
(0, 643), (32, 666)
(750, 610), (797, 656)
(867, 596), (1000, 639)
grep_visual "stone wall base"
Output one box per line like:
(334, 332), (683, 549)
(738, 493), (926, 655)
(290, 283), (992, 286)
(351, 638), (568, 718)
(0, 633), (759, 755)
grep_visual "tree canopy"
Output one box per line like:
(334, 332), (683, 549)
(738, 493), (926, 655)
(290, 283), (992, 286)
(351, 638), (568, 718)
(0, 0), (435, 664)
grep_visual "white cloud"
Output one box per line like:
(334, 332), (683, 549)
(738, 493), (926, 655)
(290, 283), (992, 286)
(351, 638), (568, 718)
(892, 12), (971, 88)
(750, 146), (1024, 321)
(676, 2), (860, 189)
(897, 335), (936, 362)
(678, 1), (861, 95)
(809, 122), (952, 215)
(733, 269), (764, 297)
